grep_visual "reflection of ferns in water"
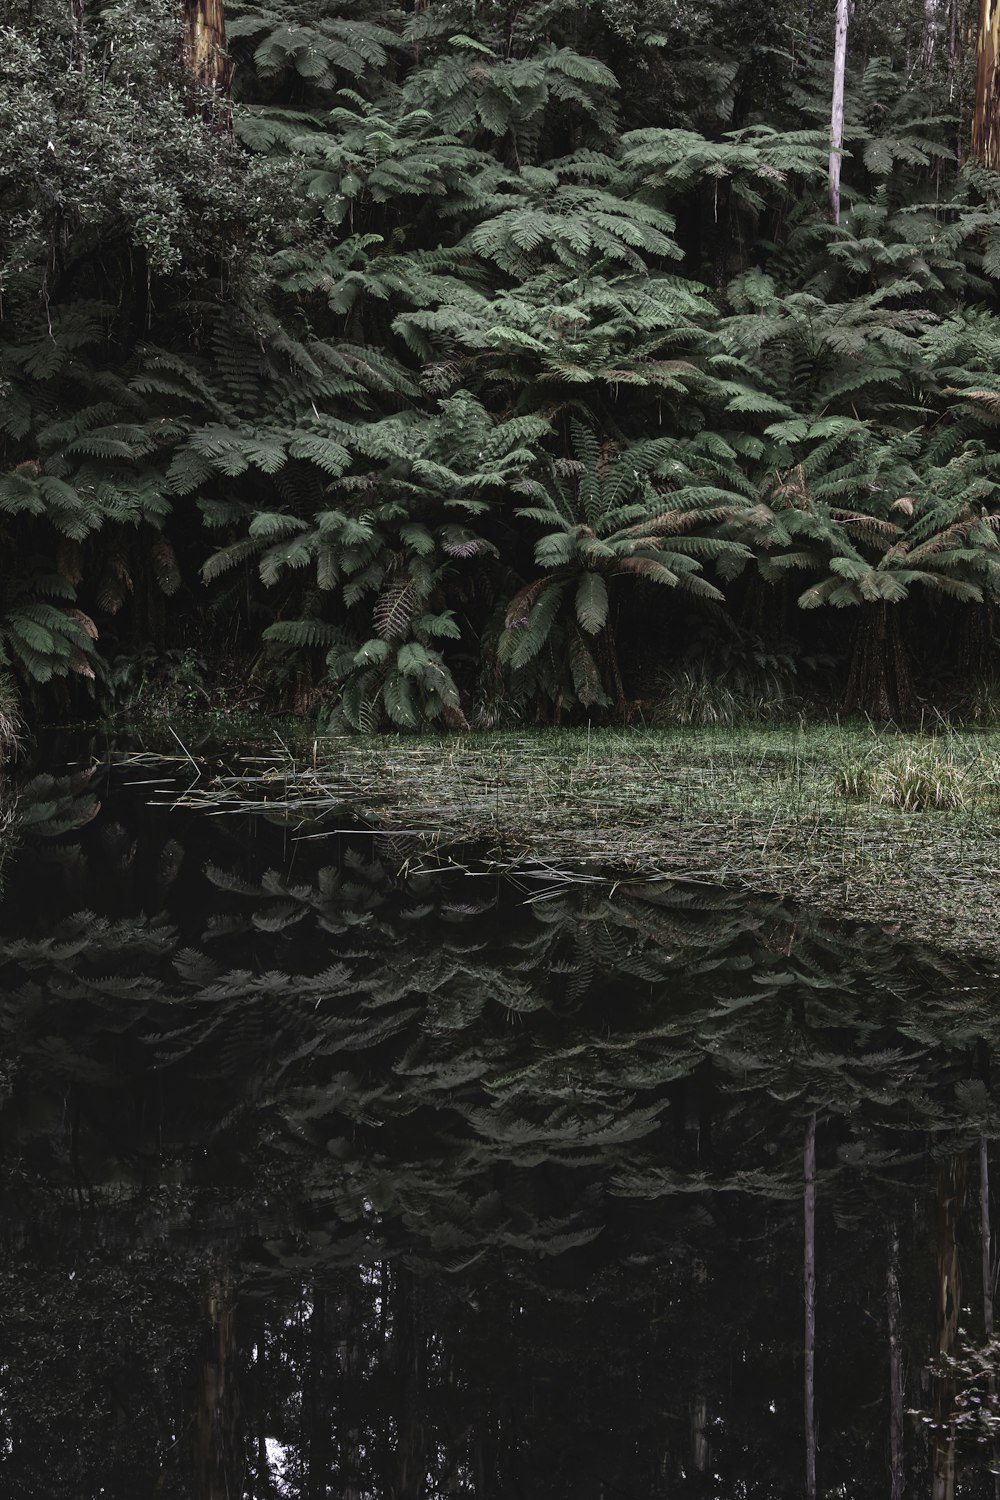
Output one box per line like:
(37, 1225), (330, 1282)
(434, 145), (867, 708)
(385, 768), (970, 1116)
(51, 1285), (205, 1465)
(0, 827), (996, 1276)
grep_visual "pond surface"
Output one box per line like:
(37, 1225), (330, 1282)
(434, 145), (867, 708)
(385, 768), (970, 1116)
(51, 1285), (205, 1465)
(1, 740), (999, 1497)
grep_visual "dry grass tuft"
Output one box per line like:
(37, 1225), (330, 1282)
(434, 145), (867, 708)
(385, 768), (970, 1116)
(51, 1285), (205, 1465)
(836, 744), (978, 811)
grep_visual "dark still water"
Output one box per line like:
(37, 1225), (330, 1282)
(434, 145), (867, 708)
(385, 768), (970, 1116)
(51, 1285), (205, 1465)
(2, 746), (999, 1498)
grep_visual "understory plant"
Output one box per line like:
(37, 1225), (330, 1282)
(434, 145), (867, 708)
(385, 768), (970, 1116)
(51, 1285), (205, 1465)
(5, 1), (1000, 728)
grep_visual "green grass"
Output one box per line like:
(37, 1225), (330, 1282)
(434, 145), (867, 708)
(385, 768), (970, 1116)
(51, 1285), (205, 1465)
(835, 740), (993, 811)
(155, 722), (1000, 956)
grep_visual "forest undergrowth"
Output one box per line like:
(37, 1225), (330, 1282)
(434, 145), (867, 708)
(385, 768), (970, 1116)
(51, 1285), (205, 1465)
(6, 1), (1000, 737)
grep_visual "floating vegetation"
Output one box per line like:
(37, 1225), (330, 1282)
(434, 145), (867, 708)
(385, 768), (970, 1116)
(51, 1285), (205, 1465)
(131, 725), (1000, 958)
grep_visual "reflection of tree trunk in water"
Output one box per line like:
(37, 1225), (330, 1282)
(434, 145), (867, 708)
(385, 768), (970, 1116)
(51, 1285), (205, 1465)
(931, 1155), (966, 1500)
(804, 1112), (817, 1500)
(394, 1267), (427, 1500)
(887, 1220), (905, 1500)
(192, 1274), (245, 1500)
(474, 1431), (498, 1500)
(690, 1394), (711, 1477)
(499, 1405), (526, 1498)
(981, 1138), (1000, 1499)
(844, 603), (913, 719)
(305, 1290), (332, 1500)
(246, 1312), (277, 1498)
(335, 1287), (363, 1500)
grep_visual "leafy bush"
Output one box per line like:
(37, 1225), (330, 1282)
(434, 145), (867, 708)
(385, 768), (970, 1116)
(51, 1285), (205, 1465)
(6, 0), (1000, 728)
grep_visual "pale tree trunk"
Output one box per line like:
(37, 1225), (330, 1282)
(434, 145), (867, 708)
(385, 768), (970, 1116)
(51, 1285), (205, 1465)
(805, 1112), (818, 1500)
(981, 1138), (1000, 1500)
(829, 0), (851, 223)
(973, 0), (1000, 167)
(181, 0), (232, 99)
(887, 1221), (905, 1500)
(983, 1138), (995, 1341)
(921, 0), (942, 65)
(931, 1155), (966, 1500)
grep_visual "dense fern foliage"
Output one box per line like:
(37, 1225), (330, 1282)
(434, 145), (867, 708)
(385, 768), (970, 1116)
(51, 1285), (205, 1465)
(5, 0), (1000, 723)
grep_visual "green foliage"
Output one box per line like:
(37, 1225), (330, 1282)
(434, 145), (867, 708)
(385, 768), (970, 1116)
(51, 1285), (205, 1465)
(496, 423), (751, 714)
(649, 629), (809, 726)
(5, 0), (1000, 724)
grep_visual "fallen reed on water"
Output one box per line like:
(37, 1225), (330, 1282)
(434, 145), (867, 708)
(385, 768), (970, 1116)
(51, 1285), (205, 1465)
(133, 724), (1000, 955)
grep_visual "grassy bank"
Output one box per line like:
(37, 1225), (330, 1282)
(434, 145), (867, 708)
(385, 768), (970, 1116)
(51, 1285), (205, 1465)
(164, 724), (1000, 956)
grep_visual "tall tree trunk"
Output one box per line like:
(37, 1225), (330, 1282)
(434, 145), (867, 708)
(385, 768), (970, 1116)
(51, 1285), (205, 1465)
(972, 0), (1000, 167)
(181, 0), (233, 100)
(887, 1220), (905, 1500)
(931, 1155), (967, 1500)
(69, 0), (86, 70)
(805, 1112), (818, 1500)
(829, 0), (851, 223)
(844, 603), (914, 720)
(922, 0), (942, 65)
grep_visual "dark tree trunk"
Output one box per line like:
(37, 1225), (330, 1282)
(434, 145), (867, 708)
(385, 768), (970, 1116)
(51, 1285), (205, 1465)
(844, 603), (914, 719)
